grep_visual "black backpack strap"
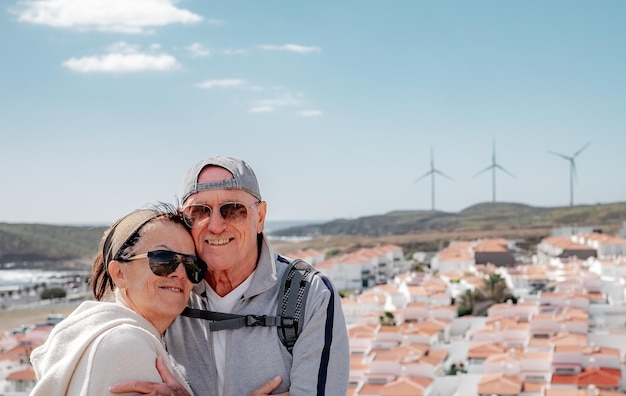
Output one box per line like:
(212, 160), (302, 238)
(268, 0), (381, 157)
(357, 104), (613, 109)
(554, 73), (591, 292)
(178, 256), (319, 355)
(181, 307), (281, 331)
(277, 258), (318, 354)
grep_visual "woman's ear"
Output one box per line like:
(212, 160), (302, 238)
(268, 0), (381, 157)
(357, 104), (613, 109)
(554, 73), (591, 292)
(108, 260), (127, 289)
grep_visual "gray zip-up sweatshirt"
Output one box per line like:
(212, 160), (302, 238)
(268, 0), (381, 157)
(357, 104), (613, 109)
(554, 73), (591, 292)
(164, 234), (349, 396)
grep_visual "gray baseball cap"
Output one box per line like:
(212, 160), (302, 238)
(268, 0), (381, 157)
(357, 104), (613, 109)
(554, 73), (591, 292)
(181, 156), (262, 203)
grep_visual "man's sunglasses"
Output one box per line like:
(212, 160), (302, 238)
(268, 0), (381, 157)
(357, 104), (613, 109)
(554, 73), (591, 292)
(182, 201), (260, 228)
(123, 250), (206, 284)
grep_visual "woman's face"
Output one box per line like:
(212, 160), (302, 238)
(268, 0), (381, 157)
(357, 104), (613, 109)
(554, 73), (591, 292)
(111, 218), (196, 333)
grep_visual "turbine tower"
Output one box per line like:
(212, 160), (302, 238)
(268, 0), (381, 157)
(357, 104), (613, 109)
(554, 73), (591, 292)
(473, 140), (514, 203)
(548, 141), (591, 207)
(414, 147), (453, 211)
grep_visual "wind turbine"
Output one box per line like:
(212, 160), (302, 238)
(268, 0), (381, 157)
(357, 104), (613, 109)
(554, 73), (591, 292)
(473, 140), (514, 203)
(414, 148), (453, 211)
(548, 141), (591, 207)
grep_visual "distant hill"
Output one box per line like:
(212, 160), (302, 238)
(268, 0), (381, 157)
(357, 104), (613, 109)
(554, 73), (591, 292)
(1, 201), (625, 265)
(0, 223), (105, 265)
(270, 201), (626, 238)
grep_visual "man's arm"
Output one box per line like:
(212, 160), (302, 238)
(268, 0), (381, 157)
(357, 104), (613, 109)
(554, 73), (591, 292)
(289, 275), (350, 395)
(108, 356), (190, 396)
(109, 356), (288, 396)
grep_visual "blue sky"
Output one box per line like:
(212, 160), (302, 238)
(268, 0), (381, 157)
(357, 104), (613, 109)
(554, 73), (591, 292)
(1, 1), (625, 225)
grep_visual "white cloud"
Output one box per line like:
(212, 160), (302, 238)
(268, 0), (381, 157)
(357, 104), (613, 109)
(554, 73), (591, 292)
(247, 93), (305, 113)
(296, 110), (323, 117)
(195, 79), (248, 89)
(63, 41), (180, 73)
(249, 106), (273, 113)
(15, 0), (203, 34)
(107, 41), (138, 54)
(222, 49), (248, 56)
(256, 93), (304, 108)
(258, 44), (321, 54)
(187, 43), (211, 58)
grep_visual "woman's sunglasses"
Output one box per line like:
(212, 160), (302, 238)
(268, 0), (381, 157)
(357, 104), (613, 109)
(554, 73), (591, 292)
(122, 250), (206, 284)
(182, 201), (260, 228)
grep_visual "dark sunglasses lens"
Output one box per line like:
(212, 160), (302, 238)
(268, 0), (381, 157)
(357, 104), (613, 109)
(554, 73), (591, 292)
(147, 251), (204, 283)
(147, 251), (180, 276)
(183, 205), (211, 228)
(183, 257), (206, 284)
(220, 203), (248, 224)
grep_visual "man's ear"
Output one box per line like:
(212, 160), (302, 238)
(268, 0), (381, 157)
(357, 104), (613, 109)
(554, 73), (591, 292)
(256, 201), (267, 234)
(108, 260), (127, 289)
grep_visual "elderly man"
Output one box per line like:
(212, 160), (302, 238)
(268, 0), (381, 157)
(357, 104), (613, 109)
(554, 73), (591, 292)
(111, 156), (349, 396)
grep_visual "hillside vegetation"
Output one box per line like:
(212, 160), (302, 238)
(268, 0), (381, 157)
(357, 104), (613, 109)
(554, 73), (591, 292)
(1, 202), (625, 266)
(270, 202), (626, 255)
(272, 202), (626, 238)
(0, 223), (105, 265)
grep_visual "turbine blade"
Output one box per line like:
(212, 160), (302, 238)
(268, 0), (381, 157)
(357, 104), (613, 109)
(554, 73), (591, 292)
(413, 170), (433, 183)
(495, 164), (515, 178)
(572, 162), (578, 184)
(473, 165), (494, 178)
(573, 141), (591, 158)
(434, 169), (454, 181)
(548, 150), (571, 161)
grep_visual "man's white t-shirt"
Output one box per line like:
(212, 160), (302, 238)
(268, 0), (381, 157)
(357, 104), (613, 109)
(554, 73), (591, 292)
(207, 272), (255, 396)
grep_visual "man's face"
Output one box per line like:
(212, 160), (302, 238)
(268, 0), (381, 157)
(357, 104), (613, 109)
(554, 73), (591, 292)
(183, 166), (266, 276)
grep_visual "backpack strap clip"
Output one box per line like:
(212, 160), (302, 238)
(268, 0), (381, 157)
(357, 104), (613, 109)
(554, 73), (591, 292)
(246, 314), (278, 327)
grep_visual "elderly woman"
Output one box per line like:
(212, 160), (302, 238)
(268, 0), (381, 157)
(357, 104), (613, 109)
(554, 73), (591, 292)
(30, 205), (205, 395)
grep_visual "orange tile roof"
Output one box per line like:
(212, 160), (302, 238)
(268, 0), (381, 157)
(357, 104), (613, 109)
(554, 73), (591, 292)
(582, 345), (620, 358)
(437, 242), (474, 262)
(474, 238), (510, 252)
(551, 373), (578, 385)
(468, 342), (507, 359)
(478, 373), (522, 395)
(350, 355), (369, 370)
(580, 232), (626, 245)
(577, 367), (621, 388)
(374, 344), (429, 362)
(546, 389), (625, 396)
(375, 284), (401, 294)
(522, 382), (547, 393)
(405, 302), (428, 308)
(378, 325), (403, 335)
(425, 348), (448, 361)
(349, 324), (377, 338)
(0, 351), (21, 362)
(551, 332), (588, 347)
(485, 317), (521, 328)
(528, 337), (552, 348)
(375, 376), (432, 395)
(541, 236), (593, 250)
(6, 367), (35, 381)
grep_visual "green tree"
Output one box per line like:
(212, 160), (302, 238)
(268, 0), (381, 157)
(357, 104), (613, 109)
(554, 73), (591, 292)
(379, 311), (396, 326)
(40, 287), (67, 300)
(446, 362), (467, 375)
(477, 274), (507, 302)
(456, 289), (475, 317)
(456, 274), (516, 316)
